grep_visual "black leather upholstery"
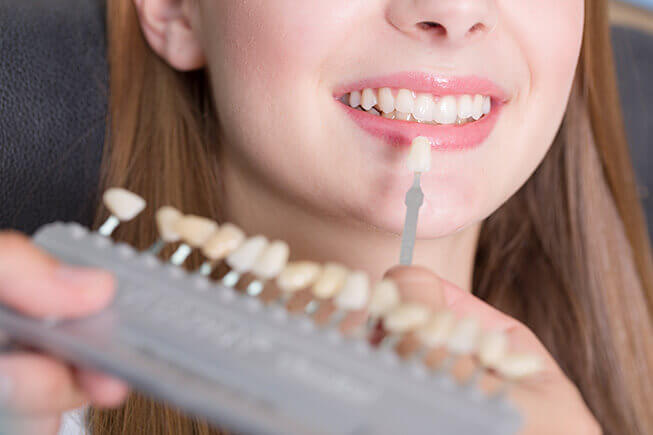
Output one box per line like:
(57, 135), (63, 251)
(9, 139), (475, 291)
(612, 25), (653, 236)
(0, 0), (651, 238)
(0, 0), (107, 235)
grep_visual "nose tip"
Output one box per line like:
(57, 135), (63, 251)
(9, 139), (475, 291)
(388, 0), (497, 45)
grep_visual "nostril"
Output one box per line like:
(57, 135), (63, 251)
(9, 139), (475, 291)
(468, 22), (486, 35)
(417, 21), (446, 36)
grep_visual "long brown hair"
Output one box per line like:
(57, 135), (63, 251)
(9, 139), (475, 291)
(89, 0), (653, 433)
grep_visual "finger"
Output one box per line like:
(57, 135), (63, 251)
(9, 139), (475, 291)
(384, 265), (552, 360)
(74, 369), (129, 408)
(0, 231), (115, 318)
(383, 265), (446, 308)
(0, 352), (88, 416)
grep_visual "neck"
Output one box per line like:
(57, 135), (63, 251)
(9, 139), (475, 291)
(220, 159), (481, 292)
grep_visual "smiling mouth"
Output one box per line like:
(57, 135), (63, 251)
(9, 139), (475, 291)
(338, 88), (492, 126)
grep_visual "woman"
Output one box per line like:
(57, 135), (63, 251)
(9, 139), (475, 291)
(0, 0), (651, 433)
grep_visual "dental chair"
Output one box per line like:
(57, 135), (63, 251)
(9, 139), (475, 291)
(0, 0), (652, 239)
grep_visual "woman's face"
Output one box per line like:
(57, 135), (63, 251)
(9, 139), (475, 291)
(191, 0), (584, 237)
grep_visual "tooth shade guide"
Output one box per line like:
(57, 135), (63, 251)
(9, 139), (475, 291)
(13, 220), (525, 433)
(201, 223), (246, 261)
(174, 215), (219, 248)
(99, 188), (146, 237)
(102, 188), (146, 221)
(155, 206), (183, 243)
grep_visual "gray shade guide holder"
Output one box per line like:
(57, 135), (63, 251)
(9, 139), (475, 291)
(399, 173), (424, 266)
(0, 222), (522, 435)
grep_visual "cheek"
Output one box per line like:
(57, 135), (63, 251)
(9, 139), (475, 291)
(200, 0), (352, 100)
(487, 0), (584, 198)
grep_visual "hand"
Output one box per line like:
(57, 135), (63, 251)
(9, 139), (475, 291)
(0, 231), (129, 435)
(382, 265), (602, 435)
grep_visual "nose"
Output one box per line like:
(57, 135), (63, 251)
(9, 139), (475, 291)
(386, 0), (497, 45)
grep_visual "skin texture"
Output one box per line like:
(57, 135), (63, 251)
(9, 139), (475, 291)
(0, 1), (598, 434)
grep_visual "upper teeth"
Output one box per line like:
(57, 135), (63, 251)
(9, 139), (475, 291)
(344, 88), (491, 125)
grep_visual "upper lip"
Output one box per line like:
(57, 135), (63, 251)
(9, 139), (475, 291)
(333, 71), (510, 102)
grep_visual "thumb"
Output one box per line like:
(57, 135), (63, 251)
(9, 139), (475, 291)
(384, 264), (516, 331)
(384, 264), (551, 360)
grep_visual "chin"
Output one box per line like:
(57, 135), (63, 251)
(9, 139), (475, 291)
(352, 188), (478, 240)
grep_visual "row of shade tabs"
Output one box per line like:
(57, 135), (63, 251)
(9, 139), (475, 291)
(99, 187), (542, 387)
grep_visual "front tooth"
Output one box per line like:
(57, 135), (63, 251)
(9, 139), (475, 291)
(348, 91), (361, 108)
(155, 206), (182, 242)
(406, 136), (431, 173)
(312, 262), (348, 299)
(334, 271), (370, 311)
(395, 111), (411, 121)
(366, 107), (380, 116)
(251, 240), (290, 280)
(478, 330), (508, 368)
(395, 89), (415, 113)
(416, 310), (455, 348)
(175, 215), (219, 247)
(482, 96), (491, 114)
(457, 94), (473, 120)
(201, 223), (245, 261)
(495, 353), (542, 380)
(368, 279), (400, 317)
(446, 317), (481, 355)
(378, 88), (395, 113)
(361, 88), (377, 110)
(472, 94), (484, 120)
(413, 94), (435, 122)
(384, 303), (431, 333)
(382, 111), (395, 119)
(277, 261), (321, 293)
(225, 235), (268, 273)
(435, 96), (457, 124)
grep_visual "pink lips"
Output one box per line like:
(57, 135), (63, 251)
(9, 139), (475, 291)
(334, 73), (507, 150)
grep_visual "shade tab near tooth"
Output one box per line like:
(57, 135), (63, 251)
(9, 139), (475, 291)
(201, 223), (246, 261)
(334, 271), (370, 310)
(103, 188), (146, 221)
(277, 261), (321, 293)
(174, 215), (219, 247)
(495, 353), (542, 380)
(225, 235), (268, 273)
(155, 206), (183, 242)
(478, 330), (508, 368)
(446, 316), (481, 355)
(407, 136), (432, 173)
(416, 310), (455, 348)
(361, 88), (377, 110)
(368, 279), (400, 317)
(251, 240), (290, 279)
(384, 303), (431, 333)
(312, 262), (348, 299)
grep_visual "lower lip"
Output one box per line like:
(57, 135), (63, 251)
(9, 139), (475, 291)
(339, 101), (503, 150)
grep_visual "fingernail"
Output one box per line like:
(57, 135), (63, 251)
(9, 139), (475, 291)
(55, 265), (113, 303)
